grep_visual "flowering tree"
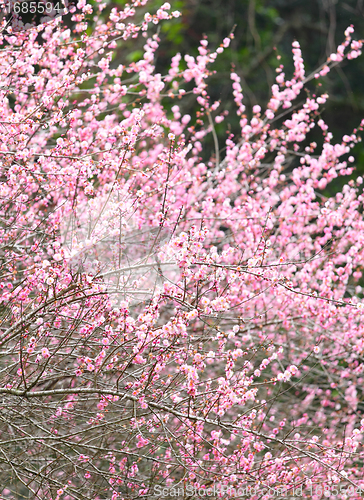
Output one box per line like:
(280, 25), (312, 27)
(1, 1), (364, 499)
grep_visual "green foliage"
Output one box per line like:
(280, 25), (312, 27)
(160, 0), (185, 44)
(126, 49), (144, 63)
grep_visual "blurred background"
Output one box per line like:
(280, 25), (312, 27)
(95, 0), (364, 188)
(155, 0), (364, 135)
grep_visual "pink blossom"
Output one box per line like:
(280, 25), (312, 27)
(0, 9), (363, 497)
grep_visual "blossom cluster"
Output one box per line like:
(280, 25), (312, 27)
(0, 2), (364, 500)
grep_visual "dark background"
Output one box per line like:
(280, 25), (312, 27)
(90, 0), (364, 189)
